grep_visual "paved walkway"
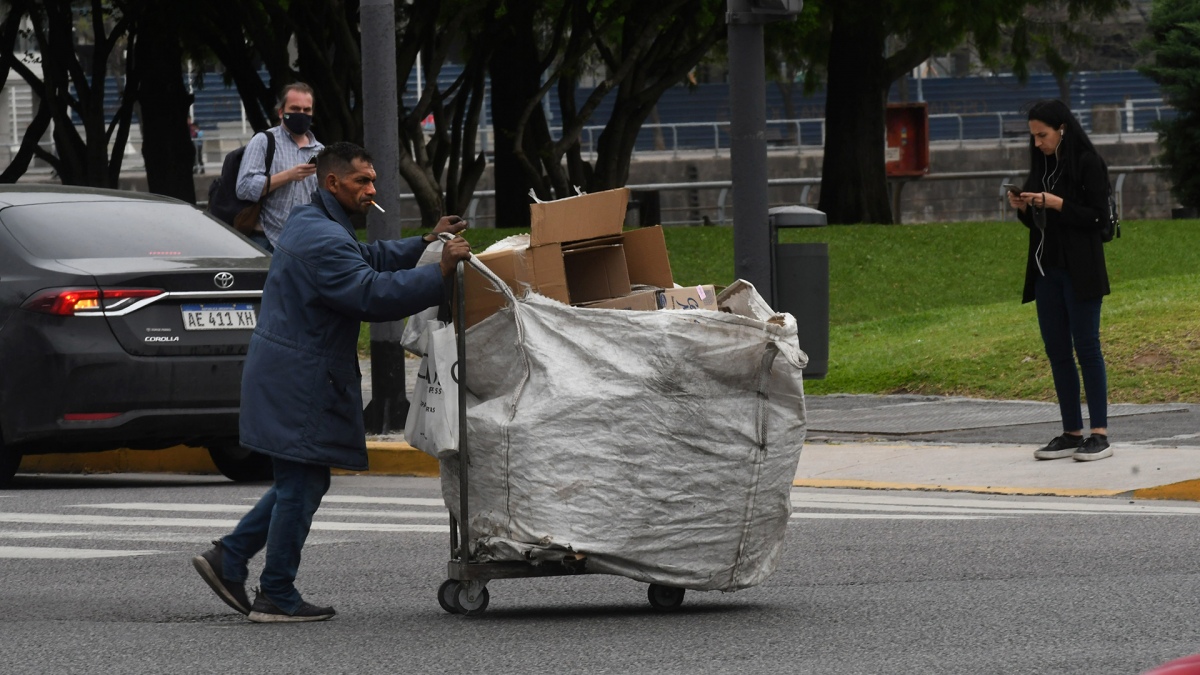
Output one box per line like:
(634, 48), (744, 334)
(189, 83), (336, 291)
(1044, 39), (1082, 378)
(798, 394), (1200, 500)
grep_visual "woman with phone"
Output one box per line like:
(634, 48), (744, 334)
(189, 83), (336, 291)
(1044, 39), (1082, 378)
(1006, 99), (1113, 462)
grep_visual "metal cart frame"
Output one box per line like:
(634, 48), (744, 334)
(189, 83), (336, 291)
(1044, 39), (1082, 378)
(435, 261), (686, 616)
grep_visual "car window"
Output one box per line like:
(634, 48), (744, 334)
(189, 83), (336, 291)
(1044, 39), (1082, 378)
(0, 201), (265, 259)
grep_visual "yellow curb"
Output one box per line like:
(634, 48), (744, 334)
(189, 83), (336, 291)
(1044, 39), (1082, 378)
(1130, 479), (1200, 502)
(334, 441), (440, 477)
(17, 441), (440, 478)
(19, 445), (218, 475)
(792, 478), (1125, 498)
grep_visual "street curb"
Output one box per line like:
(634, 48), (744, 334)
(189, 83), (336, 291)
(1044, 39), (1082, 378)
(17, 441), (440, 478)
(791, 478), (1125, 499)
(791, 478), (1200, 502)
(1130, 479), (1200, 502)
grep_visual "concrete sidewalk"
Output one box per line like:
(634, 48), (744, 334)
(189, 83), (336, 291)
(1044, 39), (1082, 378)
(795, 441), (1200, 501)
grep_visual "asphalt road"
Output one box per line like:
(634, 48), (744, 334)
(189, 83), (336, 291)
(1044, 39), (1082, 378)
(2, 473), (1199, 674)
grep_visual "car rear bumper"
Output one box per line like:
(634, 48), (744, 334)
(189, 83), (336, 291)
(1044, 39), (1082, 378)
(1, 317), (246, 452)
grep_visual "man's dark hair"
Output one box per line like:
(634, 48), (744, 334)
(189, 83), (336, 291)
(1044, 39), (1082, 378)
(316, 142), (373, 181)
(276, 82), (315, 110)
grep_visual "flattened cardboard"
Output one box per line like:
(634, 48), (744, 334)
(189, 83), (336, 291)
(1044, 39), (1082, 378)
(659, 285), (719, 311)
(581, 289), (660, 311)
(529, 188), (629, 247)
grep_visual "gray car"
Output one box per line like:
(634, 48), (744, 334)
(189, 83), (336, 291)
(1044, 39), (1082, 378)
(0, 185), (273, 487)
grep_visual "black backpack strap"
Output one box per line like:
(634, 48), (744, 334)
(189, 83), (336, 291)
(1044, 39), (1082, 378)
(263, 131), (275, 173)
(258, 131), (276, 204)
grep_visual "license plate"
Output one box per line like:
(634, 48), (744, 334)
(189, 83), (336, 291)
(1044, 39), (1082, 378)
(181, 303), (257, 331)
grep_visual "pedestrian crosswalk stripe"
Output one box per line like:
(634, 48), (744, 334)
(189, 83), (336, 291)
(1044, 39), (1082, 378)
(321, 496), (444, 506)
(0, 512), (444, 532)
(0, 546), (161, 559)
(790, 513), (990, 520)
(76, 503), (446, 519)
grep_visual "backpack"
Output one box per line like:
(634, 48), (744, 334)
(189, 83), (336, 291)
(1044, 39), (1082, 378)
(207, 131), (275, 234)
(1101, 187), (1121, 243)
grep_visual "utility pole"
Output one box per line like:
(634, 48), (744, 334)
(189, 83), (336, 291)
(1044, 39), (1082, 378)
(727, 0), (803, 307)
(361, 0), (407, 433)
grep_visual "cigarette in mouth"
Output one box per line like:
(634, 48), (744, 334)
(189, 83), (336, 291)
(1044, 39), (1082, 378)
(369, 201), (386, 213)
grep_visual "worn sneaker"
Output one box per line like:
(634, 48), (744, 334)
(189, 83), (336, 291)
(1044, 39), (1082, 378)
(1034, 433), (1084, 460)
(247, 589), (336, 623)
(1073, 434), (1112, 462)
(192, 539), (251, 615)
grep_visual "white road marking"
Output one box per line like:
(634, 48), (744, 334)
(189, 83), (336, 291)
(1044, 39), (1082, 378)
(76, 503), (446, 519)
(791, 492), (1200, 515)
(791, 513), (990, 520)
(0, 546), (161, 559)
(316, 496), (445, 506)
(0, 512), (444, 532)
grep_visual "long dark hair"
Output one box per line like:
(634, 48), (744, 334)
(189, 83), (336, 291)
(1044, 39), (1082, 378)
(1022, 99), (1106, 197)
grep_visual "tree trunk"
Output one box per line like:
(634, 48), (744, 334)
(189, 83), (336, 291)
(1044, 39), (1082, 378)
(135, 5), (196, 203)
(487, 3), (541, 228)
(818, 4), (892, 225)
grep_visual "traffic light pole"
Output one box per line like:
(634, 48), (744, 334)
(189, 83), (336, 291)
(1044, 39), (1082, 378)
(361, 0), (407, 433)
(726, 0), (773, 305)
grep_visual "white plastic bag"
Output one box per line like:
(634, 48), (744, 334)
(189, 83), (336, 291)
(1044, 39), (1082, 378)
(403, 320), (460, 456)
(400, 239), (444, 356)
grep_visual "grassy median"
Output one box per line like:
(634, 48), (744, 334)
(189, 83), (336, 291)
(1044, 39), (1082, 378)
(376, 220), (1200, 404)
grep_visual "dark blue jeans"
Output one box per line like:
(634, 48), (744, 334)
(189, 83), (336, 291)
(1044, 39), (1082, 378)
(220, 456), (331, 613)
(1034, 266), (1108, 431)
(247, 231), (274, 254)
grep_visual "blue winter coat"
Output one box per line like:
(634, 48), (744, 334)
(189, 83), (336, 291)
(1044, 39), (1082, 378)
(239, 189), (445, 470)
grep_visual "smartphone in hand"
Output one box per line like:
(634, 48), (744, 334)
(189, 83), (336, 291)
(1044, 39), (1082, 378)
(1003, 183), (1022, 196)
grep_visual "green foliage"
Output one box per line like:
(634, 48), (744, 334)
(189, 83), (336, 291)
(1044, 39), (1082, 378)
(1141, 0), (1200, 207)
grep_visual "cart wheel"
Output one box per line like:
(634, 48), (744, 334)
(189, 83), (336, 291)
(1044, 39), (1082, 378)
(455, 584), (490, 616)
(647, 583), (686, 612)
(438, 580), (461, 614)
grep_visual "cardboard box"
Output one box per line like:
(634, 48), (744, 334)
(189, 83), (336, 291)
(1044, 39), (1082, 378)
(462, 219), (676, 327)
(581, 289), (660, 311)
(659, 285), (719, 311)
(621, 225), (674, 289)
(562, 239), (631, 304)
(462, 245), (568, 328)
(530, 188), (629, 247)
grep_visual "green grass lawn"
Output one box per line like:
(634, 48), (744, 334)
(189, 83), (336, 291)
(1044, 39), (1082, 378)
(374, 220), (1200, 403)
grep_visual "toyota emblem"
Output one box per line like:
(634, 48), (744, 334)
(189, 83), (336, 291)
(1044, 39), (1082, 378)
(213, 272), (235, 289)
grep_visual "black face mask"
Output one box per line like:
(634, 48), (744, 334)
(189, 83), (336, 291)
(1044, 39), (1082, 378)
(282, 112), (312, 136)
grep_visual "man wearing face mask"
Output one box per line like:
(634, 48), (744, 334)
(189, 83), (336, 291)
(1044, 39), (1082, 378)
(235, 82), (324, 252)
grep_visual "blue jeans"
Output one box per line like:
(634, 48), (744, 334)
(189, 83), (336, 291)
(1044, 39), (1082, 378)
(220, 456), (331, 613)
(1034, 267), (1108, 431)
(247, 231), (274, 254)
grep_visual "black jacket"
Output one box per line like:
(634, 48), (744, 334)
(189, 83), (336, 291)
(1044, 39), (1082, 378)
(1017, 151), (1111, 303)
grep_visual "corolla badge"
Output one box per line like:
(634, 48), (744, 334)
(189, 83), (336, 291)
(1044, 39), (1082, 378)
(213, 272), (235, 289)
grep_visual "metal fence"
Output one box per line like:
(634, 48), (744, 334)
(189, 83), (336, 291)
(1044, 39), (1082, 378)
(381, 165), (1163, 229)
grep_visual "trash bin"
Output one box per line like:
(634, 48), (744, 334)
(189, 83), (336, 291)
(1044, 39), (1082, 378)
(769, 205), (829, 379)
(626, 190), (662, 227)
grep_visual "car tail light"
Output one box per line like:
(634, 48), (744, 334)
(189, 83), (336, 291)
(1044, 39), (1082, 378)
(21, 287), (166, 316)
(62, 412), (122, 421)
